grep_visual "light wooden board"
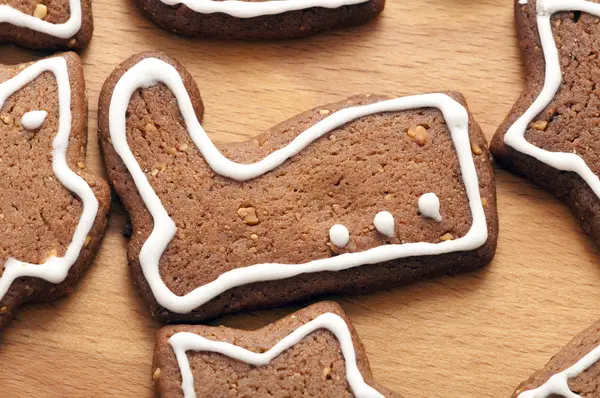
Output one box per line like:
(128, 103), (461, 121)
(2, 1), (600, 397)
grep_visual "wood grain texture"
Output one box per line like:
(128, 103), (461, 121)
(1, 0), (599, 397)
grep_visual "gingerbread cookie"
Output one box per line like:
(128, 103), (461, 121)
(0, 0), (93, 50)
(513, 319), (600, 397)
(154, 301), (400, 397)
(136, 0), (385, 40)
(492, 0), (600, 245)
(98, 52), (498, 323)
(0, 52), (110, 330)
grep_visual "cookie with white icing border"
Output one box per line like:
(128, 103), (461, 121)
(0, 52), (110, 330)
(492, 0), (600, 246)
(153, 301), (400, 398)
(0, 0), (93, 50)
(98, 52), (498, 323)
(136, 0), (385, 40)
(513, 319), (600, 397)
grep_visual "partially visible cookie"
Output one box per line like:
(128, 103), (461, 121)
(136, 0), (385, 39)
(513, 320), (600, 397)
(0, 52), (110, 330)
(0, 0), (93, 50)
(492, 0), (600, 246)
(98, 52), (497, 323)
(154, 301), (400, 397)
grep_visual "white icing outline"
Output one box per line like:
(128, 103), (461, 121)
(158, 0), (369, 19)
(508, 2), (600, 395)
(0, 0), (82, 39)
(168, 312), (384, 398)
(518, 343), (600, 398)
(505, 0), (600, 199)
(0, 57), (99, 302)
(108, 57), (488, 314)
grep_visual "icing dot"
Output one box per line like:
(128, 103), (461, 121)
(418, 193), (442, 222)
(373, 211), (395, 238)
(329, 224), (349, 248)
(21, 110), (48, 130)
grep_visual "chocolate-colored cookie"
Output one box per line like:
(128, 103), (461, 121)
(513, 320), (600, 397)
(492, 0), (600, 245)
(154, 301), (400, 397)
(0, 0), (93, 50)
(98, 52), (498, 323)
(0, 52), (110, 330)
(136, 0), (385, 40)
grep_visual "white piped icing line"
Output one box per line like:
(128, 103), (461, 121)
(518, 344), (600, 398)
(0, 0), (82, 39)
(158, 0), (369, 19)
(0, 57), (99, 302)
(373, 211), (394, 237)
(329, 224), (350, 248)
(168, 312), (384, 398)
(418, 193), (442, 222)
(508, 4), (600, 394)
(21, 110), (48, 130)
(505, 0), (600, 200)
(108, 57), (488, 314)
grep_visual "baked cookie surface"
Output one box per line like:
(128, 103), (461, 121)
(513, 319), (600, 397)
(0, 52), (110, 330)
(98, 52), (498, 323)
(0, 0), (93, 49)
(492, 0), (600, 245)
(136, 0), (385, 39)
(154, 301), (400, 398)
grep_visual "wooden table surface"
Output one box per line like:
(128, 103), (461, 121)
(2, 0), (600, 397)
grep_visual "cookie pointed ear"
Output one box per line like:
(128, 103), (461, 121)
(154, 301), (400, 398)
(0, 53), (110, 330)
(100, 52), (497, 322)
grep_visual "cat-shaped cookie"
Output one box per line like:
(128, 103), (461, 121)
(98, 52), (498, 323)
(0, 52), (110, 330)
(0, 0), (93, 49)
(137, 0), (385, 40)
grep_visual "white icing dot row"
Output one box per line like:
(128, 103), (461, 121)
(0, 0), (82, 39)
(158, 0), (369, 19)
(0, 57), (99, 302)
(21, 110), (48, 130)
(168, 313), (384, 398)
(108, 57), (488, 315)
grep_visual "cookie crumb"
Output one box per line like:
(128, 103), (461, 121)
(532, 120), (548, 131)
(237, 207), (259, 225)
(295, 212), (302, 221)
(177, 143), (188, 152)
(0, 307), (7, 314)
(250, 234), (259, 240)
(153, 367), (161, 381)
(407, 125), (427, 146)
(77, 161), (86, 169)
(440, 232), (454, 241)
(151, 169), (159, 176)
(471, 143), (483, 156)
(67, 38), (77, 48)
(319, 109), (330, 116)
(1, 115), (11, 125)
(218, 246), (226, 254)
(33, 4), (48, 20)
(323, 366), (332, 379)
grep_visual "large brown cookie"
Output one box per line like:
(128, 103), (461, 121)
(154, 301), (400, 397)
(513, 319), (600, 397)
(136, 0), (385, 40)
(492, 0), (600, 246)
(0, 0), (93, 50)
(98, 52), (498, 323)
(0, 52), (110, 330)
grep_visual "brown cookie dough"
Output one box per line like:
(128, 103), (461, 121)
(98, 52), (498, 323)
(154, 301), (400, 397)
(513, 319), (600, 397)
(492, 0), (600, 246)
(136, 0), (385, 40)
(0, 52), (110, 330)
(0, 0), (93, 50)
